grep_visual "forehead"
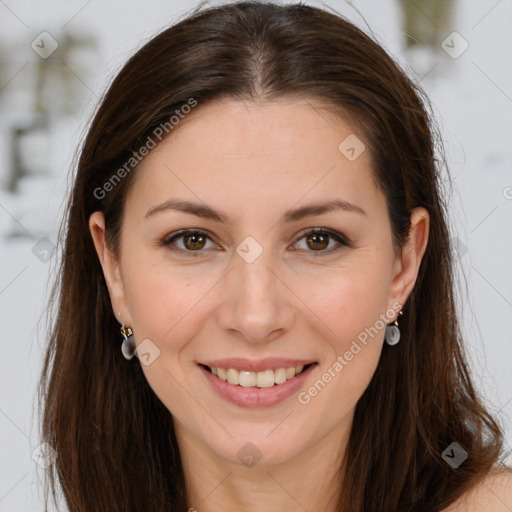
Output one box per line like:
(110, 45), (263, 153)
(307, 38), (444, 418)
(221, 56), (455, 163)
(128, 98), (382, 220)
(154, 97), (363, 160)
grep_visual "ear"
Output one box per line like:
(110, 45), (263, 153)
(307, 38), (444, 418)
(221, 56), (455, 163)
(388, 207), (430, 311)
(89, 211), (132, 326)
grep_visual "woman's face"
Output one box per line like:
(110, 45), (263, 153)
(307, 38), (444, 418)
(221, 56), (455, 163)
(90, 98), (428, 469)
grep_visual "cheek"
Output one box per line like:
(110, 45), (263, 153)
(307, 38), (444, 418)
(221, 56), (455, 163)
(120, 259), (207, 417)
(125, 273), (181, 339)
(298, 254), (390, 406)
(306, 256), (391, 347)
(120, 246), (210, 342)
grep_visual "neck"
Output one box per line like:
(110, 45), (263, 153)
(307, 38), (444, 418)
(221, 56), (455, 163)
(175, 418), (351, 512)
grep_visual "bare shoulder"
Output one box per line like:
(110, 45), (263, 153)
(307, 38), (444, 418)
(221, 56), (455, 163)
(442, 471), (512, 512)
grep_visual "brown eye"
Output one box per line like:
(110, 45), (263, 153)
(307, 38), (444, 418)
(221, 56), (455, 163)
(163, 230), (219, 255)
(183, 233), (207, 250)
(293, 228), (350, 254)
(306, 232), (330, 251)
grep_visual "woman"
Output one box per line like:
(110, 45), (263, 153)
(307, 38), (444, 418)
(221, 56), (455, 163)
(39, 1), (512, 510)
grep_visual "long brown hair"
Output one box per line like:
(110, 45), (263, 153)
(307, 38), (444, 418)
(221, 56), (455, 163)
(39, 1), (508, 510)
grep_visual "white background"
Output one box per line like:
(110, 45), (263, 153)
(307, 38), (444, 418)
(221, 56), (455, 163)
(0, 0), (511, 509)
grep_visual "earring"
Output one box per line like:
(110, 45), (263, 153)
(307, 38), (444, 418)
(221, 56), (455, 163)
(120, 316), (136, 360)
(385, 310), (403, 346)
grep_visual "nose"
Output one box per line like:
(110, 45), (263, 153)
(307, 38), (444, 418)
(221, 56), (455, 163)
(216, 249), (296, 344)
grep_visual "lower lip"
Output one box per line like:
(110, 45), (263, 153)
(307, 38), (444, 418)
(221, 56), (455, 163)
(199, 364), (317, 408)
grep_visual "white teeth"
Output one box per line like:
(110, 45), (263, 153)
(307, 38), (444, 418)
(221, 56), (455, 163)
(239, 371), (256, 387)
(285, 367), (296, 379)
(207, 364), (308, 388)
(274, 368), (287, 384)
(227, 368), (239, 385)
(256, 370), (275, 388)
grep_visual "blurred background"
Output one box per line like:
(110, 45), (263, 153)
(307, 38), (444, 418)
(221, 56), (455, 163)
(0, 0), (511, 509)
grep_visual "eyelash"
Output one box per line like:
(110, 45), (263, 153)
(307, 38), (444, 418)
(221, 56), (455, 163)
(161, 228), (351, 257)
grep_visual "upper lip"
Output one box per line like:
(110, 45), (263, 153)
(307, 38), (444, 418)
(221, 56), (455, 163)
(200, 358), (316, 372)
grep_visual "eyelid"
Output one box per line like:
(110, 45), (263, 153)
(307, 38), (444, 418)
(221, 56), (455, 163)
(162, 227), (352, 255)
(291, 227), (352, 252)
(162, 229), (221, 255)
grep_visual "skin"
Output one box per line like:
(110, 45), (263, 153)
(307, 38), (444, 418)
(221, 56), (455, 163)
(90, 97), (430, 511)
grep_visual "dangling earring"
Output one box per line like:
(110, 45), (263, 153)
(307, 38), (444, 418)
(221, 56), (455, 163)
(119, 314), (136, 360)
(385, 310), (403, 346)
(121, 325), (136, 360)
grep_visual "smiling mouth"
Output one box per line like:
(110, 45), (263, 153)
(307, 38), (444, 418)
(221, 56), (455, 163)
(199, 363), (316, 388)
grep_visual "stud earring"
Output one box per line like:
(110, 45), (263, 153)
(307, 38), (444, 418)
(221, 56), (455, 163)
(385, 310), (403, 346)
(119, 313), (136, 360)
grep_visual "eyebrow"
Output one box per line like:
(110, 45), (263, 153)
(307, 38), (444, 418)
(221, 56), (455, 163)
(144, 198), (366, 223)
